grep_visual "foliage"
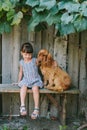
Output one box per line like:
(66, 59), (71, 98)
(59, 125), (68, 130)
(0, 0), (87, 35)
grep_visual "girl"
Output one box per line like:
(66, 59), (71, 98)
(18, 42), (43, 119)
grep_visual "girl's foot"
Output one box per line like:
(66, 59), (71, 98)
(20, 106), (27, 116)
(31, 108), (39, 119)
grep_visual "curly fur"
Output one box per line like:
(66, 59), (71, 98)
(37, 49), (71, 92)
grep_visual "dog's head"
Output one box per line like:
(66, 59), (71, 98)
(37, 49), (49, 63)
(37, 49), (54, 67)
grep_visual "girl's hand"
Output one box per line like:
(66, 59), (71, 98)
(12, 82), (18, 86)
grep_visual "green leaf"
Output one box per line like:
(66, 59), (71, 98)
(35, 6), (45, 12)
(11, 11), (23, 25)
(7, 9), (15, 21)
(40, 0), (56, 10)
(46, 13), (61, 25)
(80, 2), (87, 16)
(58, 1), (80, 13)
(49, 5), (59, 15)
(0, 22), (11, 34)
(60, 23), (75, 35)
(0, 1), (2, 11)
(32, 9), (49, 21)
(61, 12), (73, 24)
(74, 17), (87, 32)
(0, 11), (4, 18)
(35, 23), (47, 31)
(2, 0), (13, 11)
(4, 22), (11, 33)
(0, 23), (4, 34)
(26, 0), (39, 7)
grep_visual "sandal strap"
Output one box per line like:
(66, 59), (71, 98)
(20, 106), (26, 112)
(31, 111), (39, 119)
(34, 108), (39, 111)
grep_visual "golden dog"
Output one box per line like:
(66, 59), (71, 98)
(37, 49), (71, 92)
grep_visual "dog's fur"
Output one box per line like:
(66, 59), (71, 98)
(37, 49), (71, 92)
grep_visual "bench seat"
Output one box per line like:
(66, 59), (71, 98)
(0, 84), (80, 94)
(0, 84), (80, 125)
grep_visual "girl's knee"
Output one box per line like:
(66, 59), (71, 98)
(21, 85), (27, 91)
(32, 86), (39, 92)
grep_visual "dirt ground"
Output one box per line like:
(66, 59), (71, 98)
(0, 115), (86, 130)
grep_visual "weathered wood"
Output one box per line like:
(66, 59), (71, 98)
(46, 93), (59, 108)
(79, 30), (87, 93)
(68, 33), (79, 86)
(28, 31), (36, 117)
(2, 93), (20, 116)
(54, 36), (67, 70)
(0, 35), (2, 83)
(60, 94), (67, 125)
(0, 84), (80, 94)
(11, 25), (21, 83)
(0, 35), (2, 114)
(67, 33), (80, 118)
(1, 25), (87, 122)
(0, 84), (80, 125)
(34, 32), (42, 56)
(40, 94), (48, 117)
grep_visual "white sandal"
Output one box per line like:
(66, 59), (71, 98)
(20, 106), (27, 116)
(31, 108), (39, 119)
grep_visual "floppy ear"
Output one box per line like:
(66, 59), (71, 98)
(37, 49), (49, 62)
(47, 53), (53, 61)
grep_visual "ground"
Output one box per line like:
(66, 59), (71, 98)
(0, 116), (86, 130)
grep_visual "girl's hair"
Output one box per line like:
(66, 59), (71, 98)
(21, 42), (33, 53)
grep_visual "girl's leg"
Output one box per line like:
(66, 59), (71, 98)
(31, 86), (40, 119)
(20, 85), (27, 116)
(32, 86), (39, 108)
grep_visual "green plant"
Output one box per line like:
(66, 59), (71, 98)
(59, 125), (68, 130)
(23, 125), (28, 130)
(0, 0), (87, 35)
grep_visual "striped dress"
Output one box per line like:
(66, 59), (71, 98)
(18, 58), (43, 88)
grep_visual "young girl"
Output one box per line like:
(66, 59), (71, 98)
(18, 42), (43, 119)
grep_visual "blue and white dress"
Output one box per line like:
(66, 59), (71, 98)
(18, 58), (43, 88)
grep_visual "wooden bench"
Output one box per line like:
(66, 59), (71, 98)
(0, 84), (80, 125)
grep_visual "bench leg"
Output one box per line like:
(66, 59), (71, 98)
(60, 94), (67, 125)
(46, 93), (59, 108)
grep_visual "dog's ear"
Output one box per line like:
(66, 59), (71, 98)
(37, 49), (49, 62)
(47, 53), (53, 62)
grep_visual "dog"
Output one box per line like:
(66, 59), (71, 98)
(37, 49), (71, 92)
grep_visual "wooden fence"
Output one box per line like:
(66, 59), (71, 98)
(0, 22), (87, 119)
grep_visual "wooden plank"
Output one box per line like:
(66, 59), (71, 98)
(68, 33), (79, 86)
(2, 93), (20, 116)
(21, 20), (28, 44)
(41, 26), (55, 117)
(34, 32), (42, 56)
(79, 30), (87, 92)
(40, 94), (48, 117)
(67, 33), (80, 118)
(2, 25), (21, 117)
(0, 35), (2, 114)
(2, 33), (12, 83)
(11, 25), (21, 83)
(0, 35), (2, 82)
(41, 26), (54, 53)
(54, 36), (67, 70)
(53, 35), (68, 118)
(28, 31), (36, 117)
(0, 84), (80, 94)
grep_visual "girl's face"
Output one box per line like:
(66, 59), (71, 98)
(21, 52), (32, 62)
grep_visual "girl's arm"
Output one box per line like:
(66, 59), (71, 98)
(12, 65), (23, 85)
(18, 64), (23, 82)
